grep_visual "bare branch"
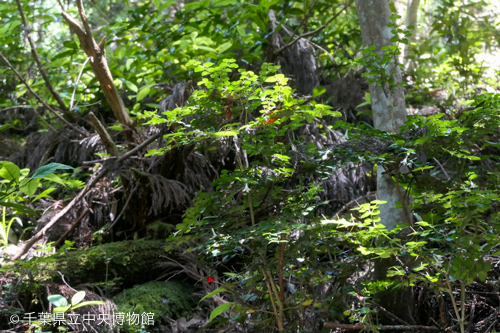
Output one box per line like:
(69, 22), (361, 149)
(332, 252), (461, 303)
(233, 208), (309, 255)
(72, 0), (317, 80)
(0, 52), (89, 137)
(15, 0), (77, 122)
(10, 131), (163, 261)
(323, 322), (440, 331)
(61, 2), (134, 135)
(277, 0), (354, 55)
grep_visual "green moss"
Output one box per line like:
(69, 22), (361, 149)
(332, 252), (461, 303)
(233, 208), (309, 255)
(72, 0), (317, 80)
(112, 281), (195, 332)
(41, 240), (165, 286)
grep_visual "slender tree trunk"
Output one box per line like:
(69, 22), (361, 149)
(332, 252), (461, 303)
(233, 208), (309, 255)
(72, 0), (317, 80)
(404, 0), (420, 69)
(354, 0), (407, 230)
(354, 0), (415, 324)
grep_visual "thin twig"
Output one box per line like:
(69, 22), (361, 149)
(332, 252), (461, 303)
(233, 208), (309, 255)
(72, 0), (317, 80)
(335, 191), (377, 215)
(277, 0), (354, 55)
(260, 267), (284, 332)
(370, 300), (410, 325)
(47, 270), (78, 292)
(10, 131), (163, 260)
(433, 157), (451, 181)
(0, 52), (88, 137)
(54, 207), (90, 247)
(266, 269), (285, 332)
(447, 278), (465, 333)
(0, 105), (27, 112)
(70, 58), (90, 111)
(15, 0), (75, 121)
(82, 157), (118, 165)
(291, 0), (320, 37)
(106, 184), (138, 231)
(278, 233), (286, 304)
(323, 322), (440, 331)
(61, 0), (134, 132)
(308, 39), (335, 62)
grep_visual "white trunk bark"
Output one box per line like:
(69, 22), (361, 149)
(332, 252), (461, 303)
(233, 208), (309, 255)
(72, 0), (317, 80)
(355, 0), (409, 230)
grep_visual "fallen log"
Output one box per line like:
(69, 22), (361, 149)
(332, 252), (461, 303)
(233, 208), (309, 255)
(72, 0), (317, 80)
(323, 322), (441, 331)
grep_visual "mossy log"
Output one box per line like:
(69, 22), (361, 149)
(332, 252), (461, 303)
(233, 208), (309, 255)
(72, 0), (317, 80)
(41, 239), (166, 287)
(112, 281), (195, 331)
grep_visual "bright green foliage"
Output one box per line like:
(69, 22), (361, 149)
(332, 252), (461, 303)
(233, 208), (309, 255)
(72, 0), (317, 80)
(326, 92), (500, 326)
(355, 12), (412, 92)
(1, 0), (500, 331)
(406, 0), (500, 102)
(142, 60), (344, 329)
(0, 161), (73, 248)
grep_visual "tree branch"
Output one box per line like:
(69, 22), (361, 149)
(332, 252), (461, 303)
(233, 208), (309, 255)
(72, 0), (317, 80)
(15, 0), (77, 122)
(10, 131), (163, 261)
(61, 0), (135, 138)
(0, 52), (89, 137)
(277, 0), (354, 55)
(323, 322), (440, 331)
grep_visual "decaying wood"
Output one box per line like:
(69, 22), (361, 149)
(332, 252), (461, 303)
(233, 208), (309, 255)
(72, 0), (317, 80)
(43, 240), (165, 286)
(89, 112), (119, 157)
(53, 207), (89, 247)
(323, 322), (440, 331)
(61, 0), (134, 141)
(267, 10), (319, 95)
(11, 131), (163, 260)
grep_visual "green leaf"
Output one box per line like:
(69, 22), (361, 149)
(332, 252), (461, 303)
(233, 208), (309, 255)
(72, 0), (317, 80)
(389, 1), (397, 12)
(42, 173), (65, 186)
(71, 291), (86, 306)
(0, 161), (21, 182)
(312, 86), (326, 97)
(109, 125), (124, 131)
(412, 166), (434, 172)
(32, 163), (73, 179)
(137, 86), (151, 102)
(53, 305), (71, 313)
(71, 301), (106, 310)
(125, 58), (135, 71)
(190, 31), (198, 42)
(209, 302), (234, 322)
(302, 299), (314, 306)
(32, 188), (57, 203)
(218, 42), (233, 54)
(478, 271), (487, 282)
(0, 201), (38, 216)
(289, 8), (304, 15)
(48, 295), (68, 307)
(197, 46), (217, 53)
(125, 81), (138, 93)
(200, 287), (227, 303)
(214, 130), (238, 137)
(20, 178), (40, 197)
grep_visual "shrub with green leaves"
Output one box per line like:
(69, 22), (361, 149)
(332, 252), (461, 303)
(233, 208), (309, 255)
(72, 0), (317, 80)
(144, 59), (350, 329)
(0, 161), (73, 248)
